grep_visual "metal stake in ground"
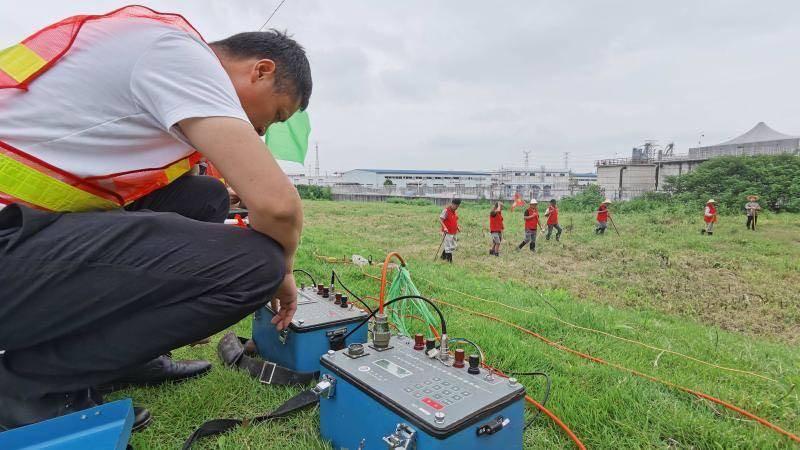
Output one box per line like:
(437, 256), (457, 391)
(608, 215), (621, 237)
(433, 232), (446, 261)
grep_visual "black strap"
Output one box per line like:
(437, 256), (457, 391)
(182, 389), (320, 449)
(217, 332), (318, 385)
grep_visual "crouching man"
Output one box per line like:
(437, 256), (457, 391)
(0, 6), (310, 431)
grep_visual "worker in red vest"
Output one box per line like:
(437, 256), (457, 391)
(0, 6), (311, 430)
(438, 198), (461, 263)
(701, 199), (718, 235)
(595, 199), (611, 234)
(517, 199), (541, 252)
(489, 201), (504, 256)
(545, 199), (562, 241)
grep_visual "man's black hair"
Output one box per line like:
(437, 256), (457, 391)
(451, 198), (462, 205)
(210, 30), (312, 110)
(550, 199), (557, 204)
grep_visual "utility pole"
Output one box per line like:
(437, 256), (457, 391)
(314, 142), (320, 184)
(563, 152), (570, 170)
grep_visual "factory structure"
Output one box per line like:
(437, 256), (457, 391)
(312, 167), (597, 202)
(595, 122), (800, 200)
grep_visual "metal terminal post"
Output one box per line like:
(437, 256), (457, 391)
(438, 333), (449, 363)
(372, 313), (391, 350)
(382, 423), (417, 449)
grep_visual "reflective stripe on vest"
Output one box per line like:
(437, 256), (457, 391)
(0, 5), (206, 212)
(0, 140), (201, 212)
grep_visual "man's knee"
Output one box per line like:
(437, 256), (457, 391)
(190, 176), (230, 222)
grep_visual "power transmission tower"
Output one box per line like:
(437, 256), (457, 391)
(563, 152), (570, 170)
(523, 150), (531, 169)
(314, 142), (320, 178)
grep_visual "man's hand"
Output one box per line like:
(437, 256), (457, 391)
(270, 273), (298, 331)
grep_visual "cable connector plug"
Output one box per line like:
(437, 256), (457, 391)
(476, 416), (510, 437)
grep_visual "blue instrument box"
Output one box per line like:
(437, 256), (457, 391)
(0, 398), (134, 450)
(252, 287), (370, 373)
(318, 337), (526, 450)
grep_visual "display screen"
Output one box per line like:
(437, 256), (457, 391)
(374, 359), (412, 378)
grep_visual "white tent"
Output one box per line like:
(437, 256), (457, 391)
(689, 122), (799, 158)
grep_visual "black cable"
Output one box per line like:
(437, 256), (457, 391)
(505, 371), (551, 429)
(331, 270), (374, 314)
(342, 295), (447, 342)
(292, 269), (316, 287)
(258, 0), (288, 30)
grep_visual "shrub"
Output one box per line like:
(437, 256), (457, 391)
(666, 154), (800, 213)
(295, 184), (332, 200)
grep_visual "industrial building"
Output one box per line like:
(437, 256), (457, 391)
(339, 169), (491, 188)
(595, 122), (799, 200)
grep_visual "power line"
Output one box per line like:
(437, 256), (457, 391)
(258, 0), (288, 31)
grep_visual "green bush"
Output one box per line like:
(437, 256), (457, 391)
(666, 154), (800, 213)
(295, 185), (332, 200)
(558, 185), (604, 212)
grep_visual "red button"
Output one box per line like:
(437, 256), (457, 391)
(422, 397), (444, 410)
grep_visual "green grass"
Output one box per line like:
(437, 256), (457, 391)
(123, 201), (800, 449)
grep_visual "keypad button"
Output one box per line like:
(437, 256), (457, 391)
(414, 383), (423, 389)
(433, 393), (442, 399)
(442, 399), (453, 405)
(442, 381), (450, 386)
(424, 380), (432, 385)
(403, 387), (413, 393)
(433, 385), (442, 390)
(442, 390), (451, 395)
(462, 391), (471, 397)
(423, 388), (432, 394)
(433, 377), (441, 381)
(413, 392), (422, 398)
(452, 395), (462, 401)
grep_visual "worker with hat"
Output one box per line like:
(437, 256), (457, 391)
(595, 199), (612, 234)
(438, 198), (461, 262)
(701, 199), (718, 235)
(517, 199), (541, 252)
(745, 195), (762, 231)
(0, 6), (310, 430)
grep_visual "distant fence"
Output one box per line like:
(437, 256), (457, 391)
(329, 184), (590, 204)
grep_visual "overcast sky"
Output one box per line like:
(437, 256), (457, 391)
(3, 1), (799, 173)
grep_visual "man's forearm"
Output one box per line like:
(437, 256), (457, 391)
(248, 206), (302, 272)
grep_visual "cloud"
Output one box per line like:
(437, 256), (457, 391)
(3, 0), (799, 173)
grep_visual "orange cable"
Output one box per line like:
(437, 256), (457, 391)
(378, 252), (406, 313)
(323, 253), (797, 443)
(433, 297), (800, 444)
(413, 275), (779, 384)
(526, 395), (586, 450)
(481, 362), (587, 449)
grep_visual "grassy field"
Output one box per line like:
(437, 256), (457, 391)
(123, 200), (800, 449)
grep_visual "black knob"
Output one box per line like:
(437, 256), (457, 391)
(467, 354), (480, 375)
(339, 296), (349, 308)
(425, 338), (436, 351)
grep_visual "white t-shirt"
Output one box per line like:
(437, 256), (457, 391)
(0, 18), (250, 178)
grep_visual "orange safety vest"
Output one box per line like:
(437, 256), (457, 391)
(704, 204), (717, 223)
(0, 5), (206, 212)
(441, 208), (458, 234)
(524, 207), (539, 230)
(489, 211), (504, 232)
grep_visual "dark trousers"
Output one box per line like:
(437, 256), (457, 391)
(0, 176), (285, 398)
(546, 224), (562, 240)
(746, 215), (757, 230)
